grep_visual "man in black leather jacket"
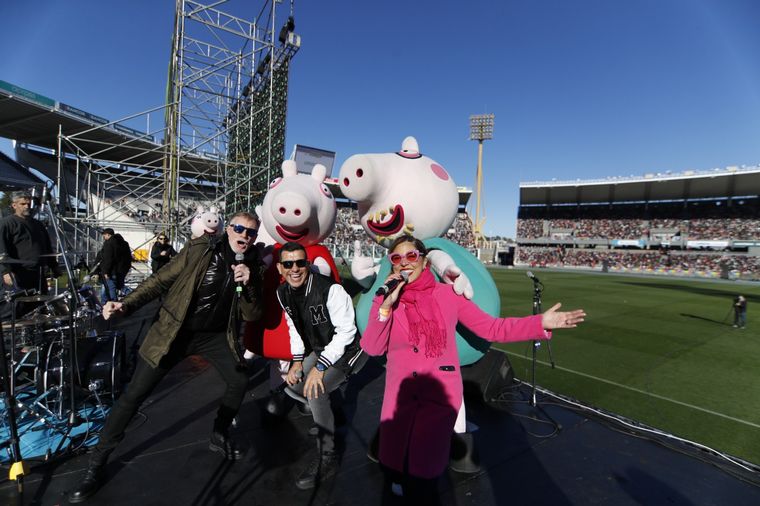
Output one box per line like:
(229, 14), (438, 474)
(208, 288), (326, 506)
(69, 212), (264, 503)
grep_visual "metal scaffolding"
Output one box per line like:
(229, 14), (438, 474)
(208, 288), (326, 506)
(50, 0), (299, 264)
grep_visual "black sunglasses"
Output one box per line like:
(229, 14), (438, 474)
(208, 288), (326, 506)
(229, 223), (258, 237)
(280, 259), (308, 269)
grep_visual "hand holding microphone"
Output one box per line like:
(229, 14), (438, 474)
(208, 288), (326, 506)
(233, 252), (247, 297)
(376, 270), (410, 297)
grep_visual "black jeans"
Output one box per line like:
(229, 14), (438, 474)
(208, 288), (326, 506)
(90, 330), (248, 465)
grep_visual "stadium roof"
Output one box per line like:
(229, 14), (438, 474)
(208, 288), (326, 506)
(0, 150), (43, 188)
(519, 166), (760, 205)
(0, 80), (218, 176)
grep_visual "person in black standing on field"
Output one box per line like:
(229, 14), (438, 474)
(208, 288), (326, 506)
(733, 295), (747, 329)
(0, 190), (60, 295)
(68, 211), (265, 503)
(94, 228), (132, 302)
(150, 232), (176, 273)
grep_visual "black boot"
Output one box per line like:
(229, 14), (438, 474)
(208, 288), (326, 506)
(295, 451), (338, 490)
(209, 431), (244, 461)
(68, 462), (106, 503)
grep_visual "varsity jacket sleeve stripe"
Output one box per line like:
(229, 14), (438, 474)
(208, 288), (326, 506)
(318, 284), (358, 368)
(276, 290), (305, 361)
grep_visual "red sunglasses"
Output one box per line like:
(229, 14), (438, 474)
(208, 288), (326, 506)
(388, 250), (422, 265)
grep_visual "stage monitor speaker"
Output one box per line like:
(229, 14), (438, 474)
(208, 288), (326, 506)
(461, 348), (514, 405)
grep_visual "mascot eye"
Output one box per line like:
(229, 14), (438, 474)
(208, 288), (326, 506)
(320, 184), (333, 199)
(269, 177), (283, 189)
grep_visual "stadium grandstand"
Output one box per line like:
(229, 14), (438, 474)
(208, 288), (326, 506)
(515, 165), (760, 279)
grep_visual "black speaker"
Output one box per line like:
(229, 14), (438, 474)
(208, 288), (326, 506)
(461, 348), (514, 404)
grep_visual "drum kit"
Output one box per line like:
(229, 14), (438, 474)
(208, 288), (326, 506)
(1, 283), (126, 468)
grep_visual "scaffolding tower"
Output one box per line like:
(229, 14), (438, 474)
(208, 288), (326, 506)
(49, 0), (299, 264)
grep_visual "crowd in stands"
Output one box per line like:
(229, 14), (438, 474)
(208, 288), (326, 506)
(518, 217), (760, 241)
(323, 207), (377, 257)
(104, 198), (215, 225)
(517, 199), (760, 241)
(515, 245), (760, 277)
(445, 213), (476, 249)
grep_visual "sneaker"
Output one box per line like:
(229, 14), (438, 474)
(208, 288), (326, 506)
(391, 482), (404, 497)
(209, 431), (244, 460)
(733, 324), (739, 328)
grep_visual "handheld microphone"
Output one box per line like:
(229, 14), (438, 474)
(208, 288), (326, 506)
(235, 252), (244, 296)
(376, 270), (410, 297)
(526, 271), (540, 283)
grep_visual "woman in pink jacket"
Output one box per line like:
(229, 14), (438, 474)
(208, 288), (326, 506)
(360, 235), (586, 503)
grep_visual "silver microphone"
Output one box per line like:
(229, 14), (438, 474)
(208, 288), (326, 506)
(526, 271), (540, 283)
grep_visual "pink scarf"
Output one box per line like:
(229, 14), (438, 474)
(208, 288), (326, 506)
(398, 267), (447, 358)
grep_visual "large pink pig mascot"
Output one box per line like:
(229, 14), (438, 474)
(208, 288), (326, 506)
(243, 160), (339, 360)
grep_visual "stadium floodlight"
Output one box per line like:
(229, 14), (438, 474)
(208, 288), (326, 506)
(469, 114), (494, 141)
(469, 114), (494, 248)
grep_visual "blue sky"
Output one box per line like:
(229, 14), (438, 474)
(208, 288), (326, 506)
(2, 0), (760, 238)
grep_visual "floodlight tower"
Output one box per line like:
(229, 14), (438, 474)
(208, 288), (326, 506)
(469, 113), (494, 247)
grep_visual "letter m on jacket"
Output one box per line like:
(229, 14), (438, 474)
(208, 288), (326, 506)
(309, 304), (328, 325)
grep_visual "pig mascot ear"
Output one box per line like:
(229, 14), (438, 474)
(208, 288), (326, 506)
(282, 159), (298, 178)
(400, 136), (419, 156)
(311, 163), (327, 182)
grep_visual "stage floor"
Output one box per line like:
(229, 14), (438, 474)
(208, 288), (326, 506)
(2, 300), (759, 505)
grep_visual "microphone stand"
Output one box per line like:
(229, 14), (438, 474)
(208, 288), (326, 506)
(529, 277), (555, 407)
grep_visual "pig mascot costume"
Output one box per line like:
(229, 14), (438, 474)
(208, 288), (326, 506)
(243, 160), (340, 381)
(339, 136), (499, 472)
(190, 205), (224, 239)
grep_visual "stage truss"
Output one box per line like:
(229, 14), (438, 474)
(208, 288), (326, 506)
(51, 0), (299, 263)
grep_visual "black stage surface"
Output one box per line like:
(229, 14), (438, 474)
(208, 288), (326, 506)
(2, 300), (760, 505)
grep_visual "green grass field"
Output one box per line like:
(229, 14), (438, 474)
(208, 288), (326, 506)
(487, 268), (760, 464)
